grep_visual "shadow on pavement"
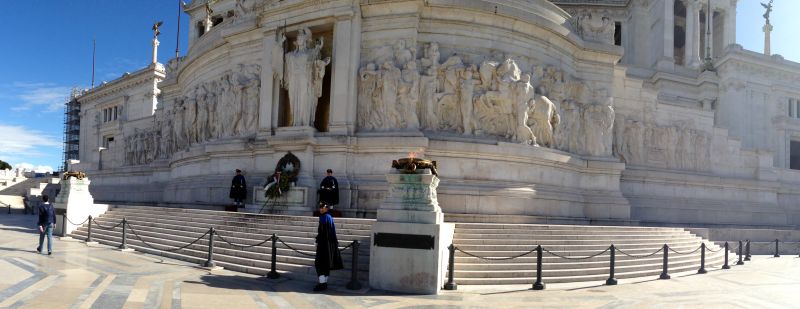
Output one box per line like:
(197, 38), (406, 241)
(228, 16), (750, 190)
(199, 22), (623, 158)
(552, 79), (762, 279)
(186, 273), (380, 297)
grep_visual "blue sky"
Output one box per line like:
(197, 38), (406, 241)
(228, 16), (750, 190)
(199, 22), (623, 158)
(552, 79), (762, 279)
(0, 0), (797, 171)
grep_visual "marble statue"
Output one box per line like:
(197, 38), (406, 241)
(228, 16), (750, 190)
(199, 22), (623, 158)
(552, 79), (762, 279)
(279, 28), (330, 127)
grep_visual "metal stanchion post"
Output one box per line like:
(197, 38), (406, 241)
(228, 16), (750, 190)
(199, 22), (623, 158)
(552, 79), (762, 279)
(736, 240), (744, 265)
(606, 244), (617, 285)
(745, 240), (751, 261)
(532, 245), (545, 290)
(698, 243), (707, 274)
(267, 234), (280, 279)
(722, 242), (731, 269)
(347, 240), (362, 290)
(204, 227), (216, 268)
(774, 239), (780, 257)
(118, 218), (128, 250)
(87, 215), (93, 243)
(444, 244), (457, 290)
(659, 244), (670, 279)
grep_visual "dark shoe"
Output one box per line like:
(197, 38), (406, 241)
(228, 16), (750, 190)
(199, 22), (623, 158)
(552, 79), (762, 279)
(48, 252), (52, 255)
(36, 247), (41, 253)
(313, 283), (328, 292)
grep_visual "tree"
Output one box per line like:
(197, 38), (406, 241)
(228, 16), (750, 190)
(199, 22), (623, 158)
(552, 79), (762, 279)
(0, 160), (10, 170)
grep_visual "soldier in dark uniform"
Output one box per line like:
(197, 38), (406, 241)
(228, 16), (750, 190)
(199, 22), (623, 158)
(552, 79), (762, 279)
(229, 169), (247, 208)
(318, 169), (339, 208)
(313, 202), (343, 291)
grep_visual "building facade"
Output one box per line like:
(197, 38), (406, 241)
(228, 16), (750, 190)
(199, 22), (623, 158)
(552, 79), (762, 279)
(74, 0), (800, 228)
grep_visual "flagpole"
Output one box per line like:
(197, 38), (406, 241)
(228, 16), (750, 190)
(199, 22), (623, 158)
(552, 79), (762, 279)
(91, 38), (96, 88)
(175, 0), (182, 58)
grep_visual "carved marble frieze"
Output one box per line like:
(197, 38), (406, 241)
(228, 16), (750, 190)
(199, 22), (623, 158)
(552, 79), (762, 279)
(124, 63), (261, 165)
(357, 40), (616, 157)
(613, 117), (712, 172)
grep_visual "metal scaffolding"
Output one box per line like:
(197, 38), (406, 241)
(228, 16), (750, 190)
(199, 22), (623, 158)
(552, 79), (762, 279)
(61, 88), (86, 172)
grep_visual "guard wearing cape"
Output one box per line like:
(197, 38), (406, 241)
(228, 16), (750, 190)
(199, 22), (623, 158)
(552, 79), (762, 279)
(318, 169), (339, 207)
(229, 169), (247, 208)
(314, 202), (343, 291)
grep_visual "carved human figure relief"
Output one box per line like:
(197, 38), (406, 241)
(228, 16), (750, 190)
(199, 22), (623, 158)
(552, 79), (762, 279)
(459, 66), (478, 135)
(400, 61), (421, 130)
(279, 28), (329, 127)
(358, 63), (380, 130)
(578, 13), (615, 45)
(420, 66), (439, 130)
(529, 94), (560, 148)
(380, 61), (403, 129)
(512, 74), (536, 144)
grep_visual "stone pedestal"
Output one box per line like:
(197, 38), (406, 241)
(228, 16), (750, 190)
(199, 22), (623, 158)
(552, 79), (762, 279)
(245, 185), (312, 216)
(54, 177), (107, 237)
(369, 169), (455, 294)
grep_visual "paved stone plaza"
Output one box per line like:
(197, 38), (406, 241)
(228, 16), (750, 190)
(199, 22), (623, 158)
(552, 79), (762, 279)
(1, 214), (798, 308)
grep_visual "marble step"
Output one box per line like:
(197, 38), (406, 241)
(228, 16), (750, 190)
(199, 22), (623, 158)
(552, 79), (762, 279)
(101, 211), (372, 231)
(113, 206), (375, 225)
(73, 219), (369, 258)
(70, 227), (369, 270)
(455, 252), (724, 270)
(453, 262), (727, 285)
(454, 223), (686, 232)
(452, 241), (707, 252)
(69, 232), (367, 284)
(452, 238), (702, 246)
(453, 256), (723, 278)
(453, 233), (699, 241)
(94, 215), (372, 240)
(453, 229), (691, 236)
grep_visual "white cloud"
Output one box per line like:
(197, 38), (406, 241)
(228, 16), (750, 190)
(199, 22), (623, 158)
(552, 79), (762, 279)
(11, 163), (54, 173)
(12, 85), (72, 112)
(0, 124), (61, 164)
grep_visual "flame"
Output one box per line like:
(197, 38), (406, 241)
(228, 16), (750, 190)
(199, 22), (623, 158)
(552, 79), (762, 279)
(407, 147), (425, 159)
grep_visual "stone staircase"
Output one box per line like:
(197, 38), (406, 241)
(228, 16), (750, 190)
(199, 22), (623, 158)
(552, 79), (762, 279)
(68, 206), (373, 285)
(67, 206), (733, 288)
(452, 223), (729, 285)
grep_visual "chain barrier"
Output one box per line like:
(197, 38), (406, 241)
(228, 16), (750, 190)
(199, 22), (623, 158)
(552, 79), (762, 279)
(339, 241), (356, 251)
(667, 245), (702, 255)
(125, 221), (210, 253)
(614, 246), (664, 259)
(92, 218), (123, 230)
(214, 232), (273, 249)
(543, 247), (611, 260)
(276, 237), (317, 257)
(455, 246), (538, 261)
(705, 243), (724, 253)
(65, 216), (90, 226)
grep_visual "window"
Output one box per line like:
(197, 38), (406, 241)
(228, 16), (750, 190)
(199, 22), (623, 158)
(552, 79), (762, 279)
(101, 106), (119, 123)
(103, 136), (114, 148)
(791, 141), (800, 170)
(614, 22), (622, 46)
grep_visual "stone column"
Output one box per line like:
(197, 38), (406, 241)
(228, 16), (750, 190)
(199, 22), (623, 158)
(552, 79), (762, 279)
(763, 22), (773, 56)
(723, 8), (736, 48)
(152, 38), (160, 65)
(327, 14), (358, 135)
(658, 0), (676, 69)
(685, 1), (702, 68)
(258, 31), (277, 137)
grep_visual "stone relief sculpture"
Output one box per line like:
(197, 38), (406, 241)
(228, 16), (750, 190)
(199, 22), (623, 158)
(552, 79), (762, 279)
(613, 118), (712, 172)
(356, 40), (616, 157)
(577, 13), (615, 45)
(276, 28), (330, 127)
(125, 63), (262, 165)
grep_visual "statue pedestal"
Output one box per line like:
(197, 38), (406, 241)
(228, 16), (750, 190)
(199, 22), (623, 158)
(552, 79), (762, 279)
(369, 169), (454, 294)
(245, 185), (312, 216)
(54, 177), (107, 237)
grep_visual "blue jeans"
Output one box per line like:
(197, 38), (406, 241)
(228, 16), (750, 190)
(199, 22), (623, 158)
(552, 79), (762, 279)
(38, 225), (53, 253)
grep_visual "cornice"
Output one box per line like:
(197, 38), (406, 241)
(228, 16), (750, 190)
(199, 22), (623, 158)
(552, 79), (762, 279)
(77, 65), (165, 104)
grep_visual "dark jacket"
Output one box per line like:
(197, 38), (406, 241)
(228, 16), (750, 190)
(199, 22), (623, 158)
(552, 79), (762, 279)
(315, 212), (344, 275)
(37, 203), (56, 226)
(318, 176), (339, 205)
(229, 174), (247, 200)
